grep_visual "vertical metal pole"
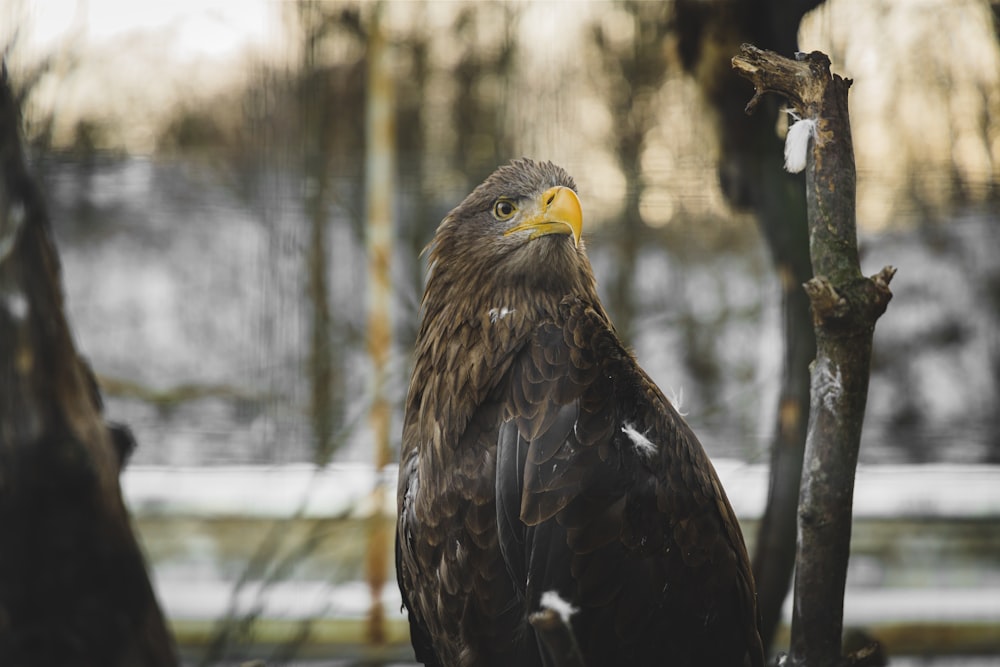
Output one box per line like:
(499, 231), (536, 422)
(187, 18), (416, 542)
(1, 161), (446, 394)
(364, 1), (395, 646)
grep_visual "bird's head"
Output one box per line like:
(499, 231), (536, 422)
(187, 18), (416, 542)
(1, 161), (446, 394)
(427, 158), (589, 295)
(411, 159), (608, 438)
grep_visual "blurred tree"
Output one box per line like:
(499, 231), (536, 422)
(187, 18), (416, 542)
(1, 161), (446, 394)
(449, 2), (520, 188)
(139, 1), (525, 465)
(395, 1), (522, 365)
(394, 12), (432, 352)
(734, 42), (894, 667)
(299, 0), (332, 465)
(156, 106), (228, 156)
(9, 56), (58, 154)
(587, 1), (673, 343)
(0, 64), (176, 667)
(674, 0), (824, 654)
(294, 0), (366, 464)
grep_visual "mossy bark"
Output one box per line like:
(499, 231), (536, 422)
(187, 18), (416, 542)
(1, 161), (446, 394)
(733, 44), (894, 667)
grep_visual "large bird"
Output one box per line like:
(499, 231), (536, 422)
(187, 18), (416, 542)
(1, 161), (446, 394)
(396, 158), (764, 667)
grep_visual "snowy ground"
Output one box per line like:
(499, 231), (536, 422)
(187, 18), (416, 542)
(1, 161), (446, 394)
(121, 462), (1000, 664)
(122, 461), (1000, 521)
(124, 463), (1000, 626)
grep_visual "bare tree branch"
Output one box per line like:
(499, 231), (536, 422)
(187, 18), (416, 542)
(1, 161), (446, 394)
(733, 44), (893, 667)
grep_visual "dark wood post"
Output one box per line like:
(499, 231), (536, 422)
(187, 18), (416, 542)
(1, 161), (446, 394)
(0, 65), (177, 666)
(732, 45), (894, 667)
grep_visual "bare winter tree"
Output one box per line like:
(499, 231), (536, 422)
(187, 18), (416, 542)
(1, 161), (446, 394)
(587, 1), (673, 343)
(733, 44), (894, 667)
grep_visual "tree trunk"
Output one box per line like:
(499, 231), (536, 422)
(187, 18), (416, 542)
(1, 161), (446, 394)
(298, 0), (338, 465)
(590, 2), (672, 344)
(750, 162), (815, 651)
(0, 67), (177, 667)
(733, 44), (894, 667)
(672, 2), (822, 650)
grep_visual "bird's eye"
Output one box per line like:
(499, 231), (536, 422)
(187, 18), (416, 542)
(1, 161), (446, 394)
(493, 199), (516, 220)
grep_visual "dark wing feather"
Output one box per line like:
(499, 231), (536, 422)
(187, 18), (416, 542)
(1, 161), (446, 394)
(395, 525), (442, 667)
(496, 297), (764, 667)
(399, 389), (540, 667)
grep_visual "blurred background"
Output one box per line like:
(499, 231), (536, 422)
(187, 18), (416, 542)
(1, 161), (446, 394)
(2, 0), (999, 664)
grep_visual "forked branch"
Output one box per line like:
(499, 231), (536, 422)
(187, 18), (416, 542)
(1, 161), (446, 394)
(732, 44), (893, 667)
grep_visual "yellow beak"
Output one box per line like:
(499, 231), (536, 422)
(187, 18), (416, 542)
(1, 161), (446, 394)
(503, 186), (582, 247)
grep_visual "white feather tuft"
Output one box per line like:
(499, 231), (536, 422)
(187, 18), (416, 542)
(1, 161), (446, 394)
(488, 306), (515, 323)
(622, 423), (656, 459)
(667, 386), (689, 417)
(539, 590), (578, 624)
(783, 110), (818, 174)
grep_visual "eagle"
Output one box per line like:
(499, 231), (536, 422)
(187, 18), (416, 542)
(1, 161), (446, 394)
(396, 158), (764, 667)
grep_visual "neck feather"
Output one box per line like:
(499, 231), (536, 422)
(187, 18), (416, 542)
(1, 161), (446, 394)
(404, 239), (602, 461)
